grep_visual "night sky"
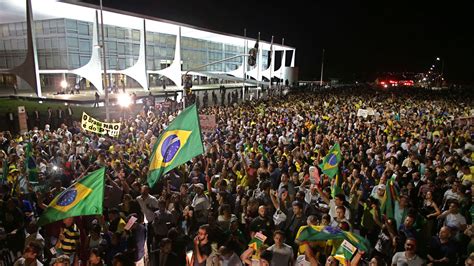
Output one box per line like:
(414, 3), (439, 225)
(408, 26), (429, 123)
(80, 0), (474, 83)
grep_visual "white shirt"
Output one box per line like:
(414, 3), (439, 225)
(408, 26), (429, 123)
(220, 253), (242, 266)
(391, 251), (425, 266)
(329, 199), (351, 221)
(444, 212), (467, 230)
(443, 189), (462, 208)
(136, 194), (159, 224)
(295, 255), (311, 266)
(14, 258), (43, 266)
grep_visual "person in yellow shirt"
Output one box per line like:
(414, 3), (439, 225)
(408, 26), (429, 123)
(107, 208), (126, 234)
(461, 165), (474, 185)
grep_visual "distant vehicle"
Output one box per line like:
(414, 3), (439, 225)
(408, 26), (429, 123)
(376, 74), (414, 88)
(398, 80), (414, 86)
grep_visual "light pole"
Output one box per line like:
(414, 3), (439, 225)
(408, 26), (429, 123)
(99, 0), (110, 121)
(435, 57), (444, 87)
(320, 48), (325, 86)
(243, 28), (247, 102)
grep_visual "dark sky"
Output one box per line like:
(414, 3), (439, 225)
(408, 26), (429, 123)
(82, 0), (474, 83)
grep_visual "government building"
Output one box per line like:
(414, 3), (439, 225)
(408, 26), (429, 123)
(0, 0), (298, 97)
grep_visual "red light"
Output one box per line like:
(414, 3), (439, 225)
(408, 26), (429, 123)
(380, 81), (386, 85)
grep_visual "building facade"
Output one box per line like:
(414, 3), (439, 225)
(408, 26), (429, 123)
(0, 0), (297, 96)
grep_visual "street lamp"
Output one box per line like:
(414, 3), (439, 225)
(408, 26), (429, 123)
(60, 80), (68, 91)
(436, 57), (440, 61)
(118, 93), (131, 119)
(118, 93), (131, 108)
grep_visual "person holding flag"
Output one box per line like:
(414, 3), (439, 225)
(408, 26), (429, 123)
(35, 167), (105, 264)
(147, 104), (204, 188)
(37, 167), (105, 227)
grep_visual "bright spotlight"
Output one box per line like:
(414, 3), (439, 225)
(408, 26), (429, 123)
(60, 80), (68, 89)
(436, 57), (440, 61)
(118, 93), (131, 108)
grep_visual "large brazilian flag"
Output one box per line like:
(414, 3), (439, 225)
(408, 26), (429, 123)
(148, 104), (204, 187)
(296, 225), (370, 253)
(38, 167), (105, 226)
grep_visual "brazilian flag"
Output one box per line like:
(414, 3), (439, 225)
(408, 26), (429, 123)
(148, 104), (204, 187)
(319, 143), (341, 178)
(380, 178), (399, 220)
(37, 167), (105, 226)
(296, 225), (370, 253)
(334, 240), (358, 265)
(25, 142), (38, 182)
(331, 171), (343, 198)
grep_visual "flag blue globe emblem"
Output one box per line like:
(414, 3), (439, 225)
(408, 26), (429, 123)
(57, 189), (77, 207)
(161, 134), (181, 163)
(323, 225), (342, 234)
(328, 153), (338, 166)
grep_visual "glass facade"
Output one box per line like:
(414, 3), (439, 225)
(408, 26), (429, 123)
(0, 0), (295, 92)
(0, 22), (28, 69)
(0, 18), (256, 72)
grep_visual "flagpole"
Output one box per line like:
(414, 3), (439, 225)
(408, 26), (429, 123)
(320, 48), (325, 86)
(243, 28), (247, 102)
(256, 32), (260, 100)
(280, 38), (284, 91)
(269, 35), (274, 93)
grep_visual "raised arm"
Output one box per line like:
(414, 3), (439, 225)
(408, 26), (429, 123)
(240, 247), (255, 265)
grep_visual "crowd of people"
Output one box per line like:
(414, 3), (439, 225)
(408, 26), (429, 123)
(0, 85), (473, 266)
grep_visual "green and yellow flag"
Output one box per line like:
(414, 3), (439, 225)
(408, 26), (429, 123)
(296, 225), (370, 253)
(319, 143), (341, 178)
(148, 104), (204, 187)
(37, 167), (105, 226)
(380, 178), (399, 220)
(25, 143), (38, 183)
(331, 170), (343, 198)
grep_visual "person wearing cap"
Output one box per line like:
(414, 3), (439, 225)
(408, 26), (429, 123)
(224, 217), (247, 255)
(108, 208), (126, 234)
